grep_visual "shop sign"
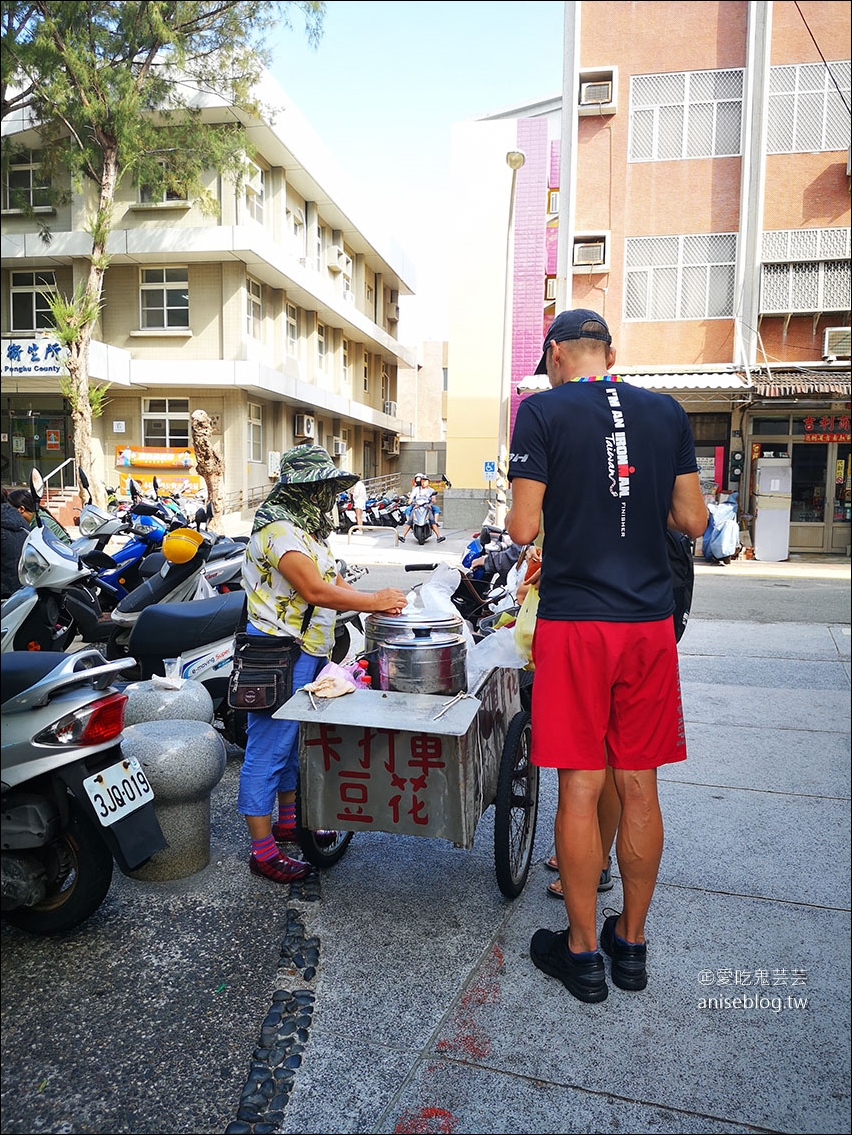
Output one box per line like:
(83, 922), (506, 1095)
(799, 414), (851, 444)
(116, 445), (195, 469)
(2, 338), (68, 375)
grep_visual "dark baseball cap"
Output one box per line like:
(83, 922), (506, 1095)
(533, 309), (612, 374)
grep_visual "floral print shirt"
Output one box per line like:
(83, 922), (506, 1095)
(242, 519), (338, 657)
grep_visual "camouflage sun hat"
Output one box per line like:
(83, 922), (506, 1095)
(277, 443), (359, 489)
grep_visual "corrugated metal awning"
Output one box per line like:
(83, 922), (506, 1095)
(752, 371), (851, 397)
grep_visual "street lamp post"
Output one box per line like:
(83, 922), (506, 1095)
(494, 149), (526, 529)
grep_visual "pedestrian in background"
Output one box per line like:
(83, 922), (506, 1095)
(507, 309), (707, 1003)
(351, 478), (367, 530)
(6, 487), (72, 545)
(1, 486), (31, 598)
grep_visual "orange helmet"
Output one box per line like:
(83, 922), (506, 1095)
(162, 527), (203, 564)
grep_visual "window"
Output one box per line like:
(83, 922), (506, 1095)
(140, 267), (189, 329)
(629, 69), (743, 162)
(247, 403), (262, 463)
(4, 151), (50, 211)
(245, 163), (265, 224)
(760, 228), (851, 315)
(624, 233), (736, 321)
(342, 338), (351, 381)
(547, 189), (560, 215)
(381, 363), (391, 403)
(139, 161), (186, 204)
(10, 270), (57, 331)
(142, 399), (190, 447)
(317, 321), (327, 368)
(287, 207), (305, 257)
(768, 61), (851, 154)
(246, 278), (262, 339)
(316, 225), (324, 270)
(286, 303), (299, 354)
(363, 350), (370, 393)
(365, 283), (374, 310)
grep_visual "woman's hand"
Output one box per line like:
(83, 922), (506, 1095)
(371, 587), (408, 615)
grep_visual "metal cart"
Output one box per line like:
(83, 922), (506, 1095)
(277, 666), (538, 898)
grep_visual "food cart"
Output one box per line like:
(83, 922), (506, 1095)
(277, 664), (538, 898)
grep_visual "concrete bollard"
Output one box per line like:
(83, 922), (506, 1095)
(122, 677), (214, 727)
(122, 719), (226, 881)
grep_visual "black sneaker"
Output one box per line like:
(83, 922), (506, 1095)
(530, 928), (608, 1003)
(600, 913), (648, 991)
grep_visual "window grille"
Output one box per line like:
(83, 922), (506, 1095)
(10, 270), (57, 331)
(761, 260), (851, 314)
(767, 61), (851, 154)
(246, 278), (262, 339)
(629, 69), (743, 162)
(624, 233), (737, 321)
(140, 267), (189, 329)
(762, 228), (851, 263)
(4, 151), (50, 210)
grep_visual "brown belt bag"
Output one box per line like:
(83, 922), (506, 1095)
(226, 633), (295, 712)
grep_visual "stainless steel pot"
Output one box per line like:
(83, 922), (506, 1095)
(363, 610), (467, 695)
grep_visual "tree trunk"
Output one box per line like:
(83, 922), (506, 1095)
(190, 409), (225, 517)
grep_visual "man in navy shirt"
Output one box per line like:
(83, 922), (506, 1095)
(507, 309), (707, 1003)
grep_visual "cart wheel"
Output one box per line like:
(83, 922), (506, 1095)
(295, 779), (354, 867)
(494, 710), (538, 898)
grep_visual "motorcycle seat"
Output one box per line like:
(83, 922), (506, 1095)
(1, 651), (70, 703)
(206, 540), (244, 561)
(128, 591), (246, 656)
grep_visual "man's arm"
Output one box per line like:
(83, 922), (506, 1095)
(668, 471), (709, 538)
(506, 478), (545, 546)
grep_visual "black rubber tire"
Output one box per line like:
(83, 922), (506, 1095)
(2, 794), (114, 936)
(295, 777), (353, 867)
(494, 710), (539, 899)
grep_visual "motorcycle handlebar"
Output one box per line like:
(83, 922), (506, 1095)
(404, 563), (438, 572)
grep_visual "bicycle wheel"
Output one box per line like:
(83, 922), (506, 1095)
(493, 710), (538, 898)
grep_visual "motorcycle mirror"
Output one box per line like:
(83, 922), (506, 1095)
(29, 468), (45, 505)
(206, 502), (214, 522)
(77, 467), (90, 491)
(152, 476), (159, 496)
(195, 505), (208, 528)
(129, 478), (139, 500)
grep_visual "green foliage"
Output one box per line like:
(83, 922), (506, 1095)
(44, 281), (103, 347)
(59, 374), (112, 417)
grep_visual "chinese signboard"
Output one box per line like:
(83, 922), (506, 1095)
(800, 414), (851, 443)
(2, 338), (68, 376)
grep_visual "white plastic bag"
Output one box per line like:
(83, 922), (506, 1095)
(465, 626), (529, 691)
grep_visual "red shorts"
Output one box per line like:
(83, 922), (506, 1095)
(530, 619), (687, 771)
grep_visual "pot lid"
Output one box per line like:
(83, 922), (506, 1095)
(379, 627), (464, 649)
(366, 609), (463, 632)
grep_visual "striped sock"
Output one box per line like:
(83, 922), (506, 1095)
(277, 803), (296, 829)
(251, 834), (279, 862)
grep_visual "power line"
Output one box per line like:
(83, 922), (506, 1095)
(793, 0), (852, 114)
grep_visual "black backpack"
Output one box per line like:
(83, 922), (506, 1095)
(667, 530), (695, 643)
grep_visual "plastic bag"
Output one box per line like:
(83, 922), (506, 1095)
(405, 563), (476, 650)
(513, 585), (539, 664)
(302, 661), (357, 698)
(466, 626), (529, 692)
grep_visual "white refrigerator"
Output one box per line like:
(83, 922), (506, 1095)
(752, 457), (792, 561)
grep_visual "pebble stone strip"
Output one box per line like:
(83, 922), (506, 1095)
(224, 872), (322, 1134)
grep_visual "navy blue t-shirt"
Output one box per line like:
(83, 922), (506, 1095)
(509, 377), (698, 622)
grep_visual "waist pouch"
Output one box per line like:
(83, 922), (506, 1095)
(227, 632), (300, 712)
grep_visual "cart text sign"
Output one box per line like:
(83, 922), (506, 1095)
(296, 670), (521, 848)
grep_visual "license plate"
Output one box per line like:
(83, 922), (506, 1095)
(83, 756), (154, 827)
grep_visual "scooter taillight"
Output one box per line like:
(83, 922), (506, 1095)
(35, 692), (128, 746)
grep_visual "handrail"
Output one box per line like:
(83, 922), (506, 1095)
(42, 457), (78, 501)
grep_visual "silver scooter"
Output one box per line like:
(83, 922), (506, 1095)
(1, 649), (166, 935)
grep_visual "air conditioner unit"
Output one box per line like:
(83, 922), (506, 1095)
(382, 434), (400, 456)
(545, 277), (557, 301)
(386, 302), (400, 322)
(573, 240), (606, 266)
(294, 413), (315, 439)
(580, 80), (612, 106)
(383, 400), (398, 417)
(331, 436), (347, 457)
(327, 244), (343, 273)
(823, 326), (851, 359)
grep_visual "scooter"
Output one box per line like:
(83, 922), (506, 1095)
(410, 500), (437, 545)
(1, 648), (166, 935)
(1, 471), (110, 653)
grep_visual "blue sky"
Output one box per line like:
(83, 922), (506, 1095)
(268, 1), (565, 342)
